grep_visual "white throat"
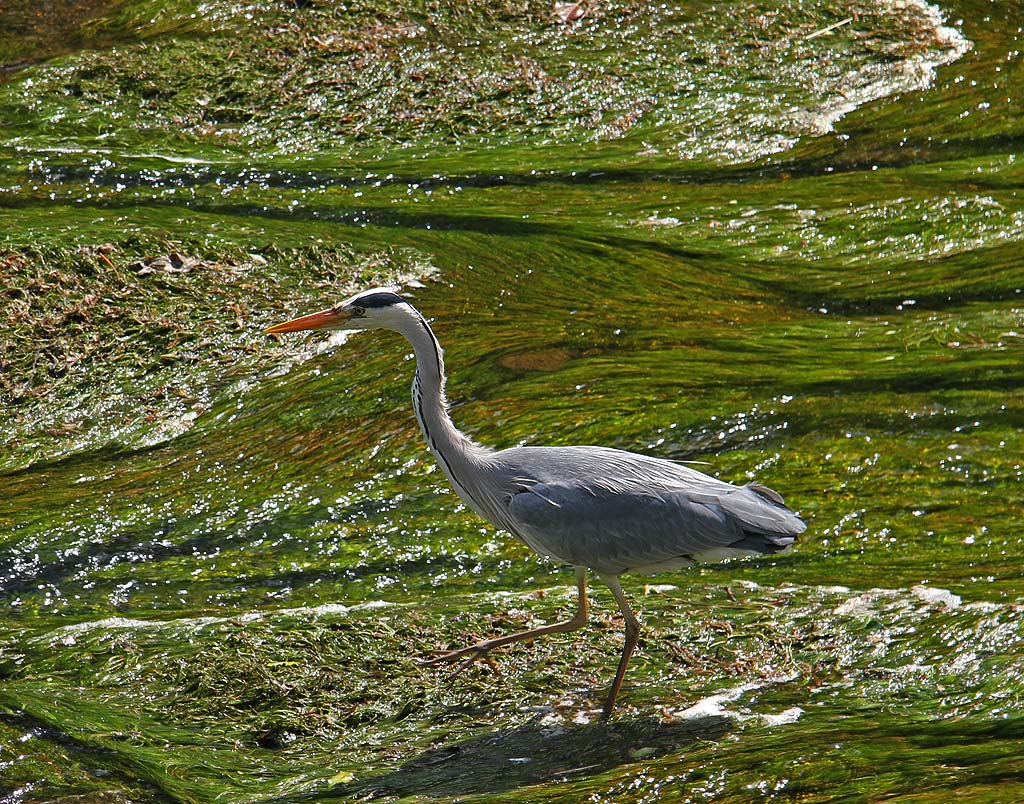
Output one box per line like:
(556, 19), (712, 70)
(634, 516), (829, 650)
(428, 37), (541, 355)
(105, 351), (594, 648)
(390, 307), (497, 522)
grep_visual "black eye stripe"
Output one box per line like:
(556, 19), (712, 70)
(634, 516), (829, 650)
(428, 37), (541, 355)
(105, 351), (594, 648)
(355, 291), (404, 309)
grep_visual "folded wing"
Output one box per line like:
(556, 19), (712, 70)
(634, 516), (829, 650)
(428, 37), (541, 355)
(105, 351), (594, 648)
(507, 479), (805, 575)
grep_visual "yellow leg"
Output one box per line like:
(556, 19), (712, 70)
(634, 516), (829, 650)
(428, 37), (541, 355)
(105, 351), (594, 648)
(420, 566), (590, 668)
(598, 574), (640, 719)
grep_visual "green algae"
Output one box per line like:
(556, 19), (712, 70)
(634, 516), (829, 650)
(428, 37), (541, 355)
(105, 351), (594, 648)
(2, 0), (1023, 802)
(3, 582), (1021, 801)
(0, 240), (436, 471)
(0, 0), (967, 169)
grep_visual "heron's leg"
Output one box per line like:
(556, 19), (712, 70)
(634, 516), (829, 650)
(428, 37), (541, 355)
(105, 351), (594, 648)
(598, 574), (641, 719)
(419, 566), (590, 668)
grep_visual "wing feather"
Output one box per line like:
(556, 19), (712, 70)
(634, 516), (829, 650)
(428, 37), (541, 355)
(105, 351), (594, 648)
(507, 483), (738, 574)
(491, 445), (805, 576)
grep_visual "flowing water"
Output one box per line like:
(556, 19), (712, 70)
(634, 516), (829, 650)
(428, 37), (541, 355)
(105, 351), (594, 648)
(1, 1), (1022, 802)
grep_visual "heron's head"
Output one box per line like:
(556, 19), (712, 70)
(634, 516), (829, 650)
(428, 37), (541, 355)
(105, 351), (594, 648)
(266, 288), (411, 335)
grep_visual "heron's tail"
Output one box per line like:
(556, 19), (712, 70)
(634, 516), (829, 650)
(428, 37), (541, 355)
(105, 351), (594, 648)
(722, 482), (806, 555)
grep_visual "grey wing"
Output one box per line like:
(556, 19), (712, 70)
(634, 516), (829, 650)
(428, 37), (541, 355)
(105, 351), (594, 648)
(507, 481), (805, 576)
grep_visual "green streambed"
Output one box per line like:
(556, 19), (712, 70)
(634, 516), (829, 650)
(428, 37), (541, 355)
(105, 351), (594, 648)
(1, 1), (1022, 802)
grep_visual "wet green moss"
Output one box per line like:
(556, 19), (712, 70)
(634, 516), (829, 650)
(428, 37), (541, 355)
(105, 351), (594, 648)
(2, 0), (1023, 802)
(0, 0), (967, 170)
(0, 240), (435, 470)
(3, 580), (1021, 801)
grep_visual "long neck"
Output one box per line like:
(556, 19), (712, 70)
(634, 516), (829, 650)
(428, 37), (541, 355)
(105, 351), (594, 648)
(396, 310), (495, 515)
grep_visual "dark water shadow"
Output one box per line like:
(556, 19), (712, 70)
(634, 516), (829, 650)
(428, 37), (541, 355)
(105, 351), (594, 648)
(291, 714), (732, 801)
(0, 0), (174, 78)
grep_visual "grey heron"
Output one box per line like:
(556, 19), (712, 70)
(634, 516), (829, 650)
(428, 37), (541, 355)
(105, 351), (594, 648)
(266, 289), (806, 717)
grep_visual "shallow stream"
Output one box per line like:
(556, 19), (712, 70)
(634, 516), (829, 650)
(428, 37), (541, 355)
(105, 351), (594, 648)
(1, 1), (1022, 802)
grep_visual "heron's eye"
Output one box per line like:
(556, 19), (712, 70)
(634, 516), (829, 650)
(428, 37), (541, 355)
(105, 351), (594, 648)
(352, 306), (366, 317)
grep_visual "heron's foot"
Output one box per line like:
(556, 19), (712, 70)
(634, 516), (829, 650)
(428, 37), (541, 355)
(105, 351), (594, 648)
(417, 609), (588, 678)
(418, 642), (502, 675)
(600, 692), (617, 721)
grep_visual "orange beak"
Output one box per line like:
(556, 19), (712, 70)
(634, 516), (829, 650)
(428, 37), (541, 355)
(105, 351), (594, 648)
(265, 307), (347, 334)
